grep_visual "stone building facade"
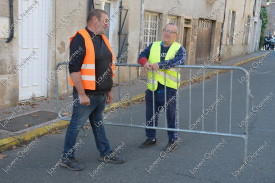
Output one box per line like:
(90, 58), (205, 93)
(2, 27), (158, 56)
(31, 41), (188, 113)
(0, 0), (263, 109)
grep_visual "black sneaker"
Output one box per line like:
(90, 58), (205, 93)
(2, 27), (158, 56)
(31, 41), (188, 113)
(60, 157), (84, 171)
(98, 151), (125, 164)
(163, 141), (178, 153)
(139, 138), (157, 148)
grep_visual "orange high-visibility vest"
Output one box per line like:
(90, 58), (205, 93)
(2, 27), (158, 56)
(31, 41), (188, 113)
(69, 28), (115, 90)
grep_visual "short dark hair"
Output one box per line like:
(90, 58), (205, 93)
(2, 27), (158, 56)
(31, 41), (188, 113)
(87, 9), (107, 22)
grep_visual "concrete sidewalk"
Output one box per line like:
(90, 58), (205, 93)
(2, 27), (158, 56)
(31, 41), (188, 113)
(0, 50), (269, 152)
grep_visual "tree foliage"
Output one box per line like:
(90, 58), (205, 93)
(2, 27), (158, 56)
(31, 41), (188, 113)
(259, 6), (269, 49)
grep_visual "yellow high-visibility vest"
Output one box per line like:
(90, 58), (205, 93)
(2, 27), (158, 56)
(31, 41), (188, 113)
(147, 41), (181, 91)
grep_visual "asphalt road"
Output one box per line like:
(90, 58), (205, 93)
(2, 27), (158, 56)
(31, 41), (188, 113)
(0, 51), (274, 183)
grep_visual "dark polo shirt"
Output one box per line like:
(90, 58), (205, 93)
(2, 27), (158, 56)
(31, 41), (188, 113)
(69, 27), (113, 94)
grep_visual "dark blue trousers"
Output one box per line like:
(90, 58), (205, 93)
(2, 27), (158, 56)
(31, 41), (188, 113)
(145, 83), (178, 142)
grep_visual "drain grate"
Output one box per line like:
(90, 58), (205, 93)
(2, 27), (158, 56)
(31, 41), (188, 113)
(0, 111), (58, 132)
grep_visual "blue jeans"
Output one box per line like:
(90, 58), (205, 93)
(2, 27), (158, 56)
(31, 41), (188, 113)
(62, 91), (111, 158)
(145, 85), (178, 142)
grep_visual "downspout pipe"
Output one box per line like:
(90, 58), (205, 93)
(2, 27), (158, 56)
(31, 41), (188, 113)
(218, 0), (227, 59)
(137, 0), (145, 77)
(6, 0), (14, 43)
(118, 0), (122, 60)
(138, 0), (145, 54)
(88, 0), (94, 12)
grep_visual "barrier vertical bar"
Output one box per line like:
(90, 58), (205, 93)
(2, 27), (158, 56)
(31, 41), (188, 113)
(65, 64), (69, 106)
(215, 69), (219, 132)
(107, 61), (111, 117)
(189, 69), (192, 127)
(129, 66), (133, 125)
(108, 103), (111, 114)
(152, 70), (155, 128)
(118, 65), (121, 123)
(176, 70), (179, 129)
(55, 63), (60, 119)
(244, 71), (250, 162)
(202, 68), (205, 131)
(164, 69), (167, 129)
(229, 70), (233, 133)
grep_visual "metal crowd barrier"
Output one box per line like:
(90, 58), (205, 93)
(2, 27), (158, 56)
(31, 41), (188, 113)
(55, 62), (253, 162)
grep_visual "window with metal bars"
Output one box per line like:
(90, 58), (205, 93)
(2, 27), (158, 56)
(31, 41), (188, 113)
(143, 12), (159, 48)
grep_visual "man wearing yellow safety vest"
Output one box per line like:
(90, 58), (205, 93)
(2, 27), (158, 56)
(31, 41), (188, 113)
(138, 23), (186, 152)
(61, 9), (124, 171)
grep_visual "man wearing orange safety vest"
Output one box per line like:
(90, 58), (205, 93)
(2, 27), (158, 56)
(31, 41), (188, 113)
(61, 9), (124, 171)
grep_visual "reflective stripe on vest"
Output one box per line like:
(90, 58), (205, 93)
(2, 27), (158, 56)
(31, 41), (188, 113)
(82, 75), (96, 80)
(157, 70), (180, 83)
(147, 79), (158, 85)
(68, 28), (115, 90)
(147, 41), (181, 91)
(81, 64), (95, 69)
